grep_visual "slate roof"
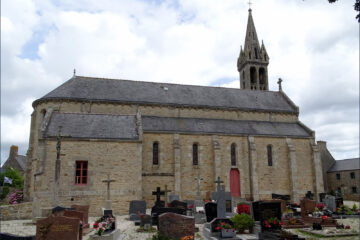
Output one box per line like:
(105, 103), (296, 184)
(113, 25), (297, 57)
(45, 113), (139, 140)
(327, 158), (360, 172)
(15, 155), (26, 171)
(34, 76), (298, 113)
(142, 116), (313, 137)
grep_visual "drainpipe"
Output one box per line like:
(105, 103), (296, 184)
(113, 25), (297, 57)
(33, 136), (47, 192)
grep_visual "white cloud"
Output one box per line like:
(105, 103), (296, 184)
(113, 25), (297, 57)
(1, 0), (358, 162)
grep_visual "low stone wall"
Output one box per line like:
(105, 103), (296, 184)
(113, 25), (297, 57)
(0, 202), (32, 220)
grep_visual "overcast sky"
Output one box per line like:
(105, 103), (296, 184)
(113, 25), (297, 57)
(1, 0), (359, 164)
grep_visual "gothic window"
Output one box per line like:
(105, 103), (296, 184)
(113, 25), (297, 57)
(153, 142), (159, 165)
(264, 54), (267, 61)
(75, 161), (88, 185)
(259, 68), (266, 86)
(267, 145), (273, 166)
(231, 143), (236, 166)
(193, 143), (198, 165)
(254, 48), (258, 59)
(250, 67), (256, 85)
(350, 172), (355, 179)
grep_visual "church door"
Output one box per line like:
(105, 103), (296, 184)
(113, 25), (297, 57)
(230, 168), (240, 197)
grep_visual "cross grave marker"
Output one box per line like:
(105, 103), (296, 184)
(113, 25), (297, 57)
(102, 174), (115, 210)
(195, 173), (203, 200)
(152, 187), (165, 207)
(164, 185), (172, 206)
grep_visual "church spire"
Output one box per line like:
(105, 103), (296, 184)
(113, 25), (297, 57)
(237, 9), (269, 91)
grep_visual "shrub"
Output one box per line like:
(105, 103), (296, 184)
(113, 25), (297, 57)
(8, 190), (23, 204)
(352, 204), (358, 212)
(231, 213), (254, 233)
(0, 167), (24, 200)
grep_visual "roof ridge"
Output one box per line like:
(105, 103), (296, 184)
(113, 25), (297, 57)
(54, 112), (136, 117)
(74, 75), (277, 92)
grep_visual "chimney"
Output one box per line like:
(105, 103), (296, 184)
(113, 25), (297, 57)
(9, 145), (18, 160)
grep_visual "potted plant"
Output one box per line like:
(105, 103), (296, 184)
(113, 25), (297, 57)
(215, 221), (236, 238)
(231, 213), (255, 233)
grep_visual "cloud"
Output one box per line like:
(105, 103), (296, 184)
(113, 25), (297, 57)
(1, 0), (358, 164)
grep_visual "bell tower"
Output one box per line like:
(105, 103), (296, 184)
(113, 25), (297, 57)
(237, 8), (269, 90)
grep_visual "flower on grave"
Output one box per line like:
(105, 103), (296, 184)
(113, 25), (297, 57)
(215, 226), (221, 230)
(140, 214), (144, 219)
(236, 204), (250, 214)
(264, 220), (271, 228)
(181, 236), (194, 240)
(93, 222), (99, 229)
(289, 218), (296, 225)
(188, 204), (194, 209)
(317, 203), (325, 210)
(217, 221), (233, 230)
(345, 225), (351, 229)
(321, 215), (328, 220)
(265, 217), (282, 229)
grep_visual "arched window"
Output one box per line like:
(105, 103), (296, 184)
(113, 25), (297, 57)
(193, 143), (198, 165)
(259, 68), (266, 86)
(231, 143), (236, 166)
(267, 145), (273, 166)
(254, 48), (258, 59)
(153, 142), (159, 165)
(248, 51), (251, 59)
(250, 67), (256, 85)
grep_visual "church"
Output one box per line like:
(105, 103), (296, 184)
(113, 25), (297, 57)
(23, 9), (324, 216)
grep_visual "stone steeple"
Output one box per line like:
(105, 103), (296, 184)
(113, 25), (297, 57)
(237, 8), (269, 90)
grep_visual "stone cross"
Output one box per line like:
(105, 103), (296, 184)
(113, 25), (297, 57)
(277, 78), (283, 91)
(152, 187), (165, 204)
(214, 176), (224, 192)
(195, 173), (203, 200)
(164, 185), (171, 205)
(102, 174), (115, 201)
(53, 126), (62, 207)
(217, 185), (226, 218)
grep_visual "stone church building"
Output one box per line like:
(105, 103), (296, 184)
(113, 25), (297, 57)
(24, 9), (324, 216)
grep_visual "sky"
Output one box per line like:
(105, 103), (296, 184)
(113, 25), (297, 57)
(1, 0), (359, 164)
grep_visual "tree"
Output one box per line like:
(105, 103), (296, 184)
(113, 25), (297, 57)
(328, 0), (360, 22)
(0, 167), (24, 200)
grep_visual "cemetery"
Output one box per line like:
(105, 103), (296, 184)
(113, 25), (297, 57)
(1, 175), (359, 240)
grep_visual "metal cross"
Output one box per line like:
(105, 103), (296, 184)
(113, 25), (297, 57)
(102, 174), (115, 201)
(277, 78), (283, 91)
(152, 187), (165, 203)
(248, 0), (252, 9)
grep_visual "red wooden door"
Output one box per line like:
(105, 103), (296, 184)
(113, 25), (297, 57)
(230, 168), (240, 197)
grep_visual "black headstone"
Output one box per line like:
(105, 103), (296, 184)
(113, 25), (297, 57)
(319, 193), (326, 203)
(252, 201), (260, 221)
(51, 206), (74, 214)
(169, 200), (187, 210)
(103, 209), (113, 217)
(259, 201), (282, 232)
(0, 233), (35, 240)
(204, 202), (217, 222)
(151, 207), (186, 226)
(305, 191), (314, 200)
(129, 200), (146, 214)
(272, 193), (291, 201)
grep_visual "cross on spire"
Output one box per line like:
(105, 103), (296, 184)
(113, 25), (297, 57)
(248, 0), (252, 10)
(277, 78), (283, 91)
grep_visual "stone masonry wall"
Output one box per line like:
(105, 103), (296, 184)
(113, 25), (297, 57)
(30, 140), (142, 216)
(0, 202), (32, 220)
(327, 170), (360, 201)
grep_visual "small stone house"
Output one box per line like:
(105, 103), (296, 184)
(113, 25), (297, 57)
(2, 145), (27, 175)
(327, 158), (360, 201)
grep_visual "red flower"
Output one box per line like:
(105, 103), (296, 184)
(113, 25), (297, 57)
(93, 222), (99, 228)
(221, 222), (225, 226)
(273, 220), (277, 224)
(279, 222), (284, 226)
(321, 216), (328, 220)
(215, 226), (221, 230)
(345, 225), (350, 229)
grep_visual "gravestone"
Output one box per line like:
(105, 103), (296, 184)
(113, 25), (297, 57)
(216, 185), (226, 218)
(184, 200), (195, 209)
(71, 205), (90, 227)
(205, 191), (211, 201)
(204, 202), (217, 222)
(152, 187), (165, 208)
(102, 174), (115, 210)
(259, 201), (282, 232)
(52, 206), (74, 215)
(151, 207), (186, 226)
(272, 193), (291, 201)
(252, 201), (260, 221)
(300, 198), (316, 218)
(158, 212), (195, 239)
(129, 200), (146, 222)
(169, 200), (187, 210)
(324, 195), (336, 212)
(168, 194), (179, 203)
(103, 209), (113, 217)
(335, 197), (343, 208)
(195, 173), (203, 200)
(140, 214), (152, 227)
(305, 191), (314, 200)
(0, 233), (35, 240)
(36, 215), (80, 240)
(63, 210), (84, 237)
(211, 191), (232, 213)
(319, 193), (326, 203)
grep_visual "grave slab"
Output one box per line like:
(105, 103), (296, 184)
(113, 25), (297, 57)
(158, 212), (195, 239)
(36, 215), (80, 240)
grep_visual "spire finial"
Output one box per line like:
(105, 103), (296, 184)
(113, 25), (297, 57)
(73, 69), (76, 77)
(277, 78), (283, 91)
(248, 0), (252, 10)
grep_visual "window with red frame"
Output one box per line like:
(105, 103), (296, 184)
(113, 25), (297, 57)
(75, 161), (88, 185)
